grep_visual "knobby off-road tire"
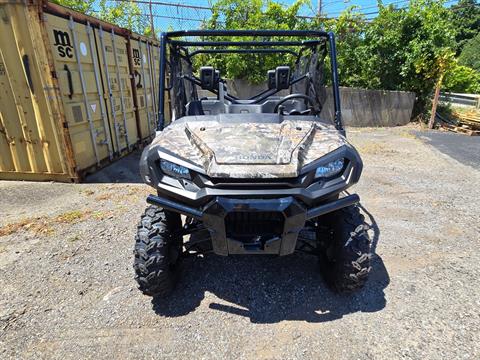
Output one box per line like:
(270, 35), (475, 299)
(318, 205), (372, 293)
(133, 205), (183, 297)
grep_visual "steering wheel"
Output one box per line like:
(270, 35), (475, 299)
(273, 94), (318, 114)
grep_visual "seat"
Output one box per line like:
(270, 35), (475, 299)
(186, 100), (205, 116)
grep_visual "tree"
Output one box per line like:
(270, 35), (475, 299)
(350, 0), (456, 117)
(444, 63), (480, 93)
(53, 0), (150, 35)
(98, 0), (148, 34)
(51, 0), (95, 14)
(458, 33), (480, 71)
(323, 7), (368, 89)
(198, 0), (310, 83)
(450, 0), (480, 53)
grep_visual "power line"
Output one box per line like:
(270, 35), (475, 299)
(115, 0), (212, 11)
(322, 0), (354, 7)
(326, 0), (459, 16)
(142, 13), (210, 23)
(329, 0), (460, 18)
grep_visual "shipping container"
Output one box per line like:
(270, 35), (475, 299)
(0, 0), (161, 182)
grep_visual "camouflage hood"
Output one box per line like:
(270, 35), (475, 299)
(150, 117), (347, 178)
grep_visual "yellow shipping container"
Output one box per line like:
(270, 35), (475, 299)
(0, 0), (161, 182)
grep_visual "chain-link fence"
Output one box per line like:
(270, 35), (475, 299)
(99, 0), (462, 37)
(124, 0), (215, 33)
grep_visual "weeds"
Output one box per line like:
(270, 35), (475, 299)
(55, 210), (89, 223)
(0, 217), (54, 237)
(0, 209), (91, 237)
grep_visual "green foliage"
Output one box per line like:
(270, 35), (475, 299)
(53, 0), (149, 34)
(51, 0), (95, 14)
(459, 33), (480, 71)
(197, 0), (310, 83)
(98, 0), (148, 34)
(450, 0), (480, 53)
(443, 63), (480, 93)
(322, 7), (368, 88)
(357, 0), (456, 115)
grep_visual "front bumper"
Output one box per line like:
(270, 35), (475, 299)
(146, 193), (360, 256)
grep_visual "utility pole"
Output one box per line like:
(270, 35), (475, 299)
(318, 0), (322, 16)
(428, 73), (444, 129)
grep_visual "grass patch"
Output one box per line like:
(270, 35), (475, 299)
(0, 217), (54, 237)
(398, 130), (418, 140)
(356, 142), (398, 155)
(95, 193), (113, 201)
(0, 209), (92, 237)
(91, 210), (114, 220)
(67, 235), (81, 243)
(55, 210), (89, 223)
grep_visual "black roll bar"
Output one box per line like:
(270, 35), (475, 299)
(156, 30), (342, 133)
(170, 40), (323, 47)
(189, 48), (299, 57)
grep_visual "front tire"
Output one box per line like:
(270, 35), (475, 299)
(318, 205), (372, 293)
(133, 206), (183, 297)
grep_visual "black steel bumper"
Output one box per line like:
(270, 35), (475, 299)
(146, 193), (359, 256)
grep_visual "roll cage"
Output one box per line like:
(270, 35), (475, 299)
(156, 30), (343, 134)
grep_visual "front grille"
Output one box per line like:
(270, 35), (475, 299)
(225, 211), (284, 241)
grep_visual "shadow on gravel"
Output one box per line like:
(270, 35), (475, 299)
(152, 204), (389, 323)
(84, 151), (143, 184)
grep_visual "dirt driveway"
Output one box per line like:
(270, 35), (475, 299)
(1, 125), (479, 359)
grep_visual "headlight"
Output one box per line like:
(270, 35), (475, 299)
(315, 158), (344, 179)
(160, 159), (191, 179)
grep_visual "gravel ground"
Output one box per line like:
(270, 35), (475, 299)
(1, 124), (479, 359)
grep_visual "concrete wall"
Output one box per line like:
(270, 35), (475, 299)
(226, 79), (289, 98)
(223, 80), (416, 127)
(335, 87), (416, 127)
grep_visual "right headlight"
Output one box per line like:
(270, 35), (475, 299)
(314, 158), (345, 179)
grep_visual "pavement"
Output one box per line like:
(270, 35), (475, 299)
(414, 130), (480, 169)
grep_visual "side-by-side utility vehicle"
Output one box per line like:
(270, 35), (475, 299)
(134, 30), (372, 297)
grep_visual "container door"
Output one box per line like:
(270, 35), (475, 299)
(44, 13), (112, 170)
(0, 3), (71, 180)
(95, 26), (138, 154)
(130, 37), (156, 140)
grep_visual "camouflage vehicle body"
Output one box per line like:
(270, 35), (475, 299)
(142, 117), (350, 179)
(134, 30), (372, 297)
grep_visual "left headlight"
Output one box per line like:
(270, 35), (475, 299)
(315, 158), (345, 179)
(160, 159), (191, 179)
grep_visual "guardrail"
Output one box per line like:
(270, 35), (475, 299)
(440, 92), (480, 108)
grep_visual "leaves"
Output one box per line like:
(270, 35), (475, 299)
(458, 33), (480, 71)
(98, 0), (148, 34)
(198, 0), (311, 83)
(53, 0), (149, 35)
(444, 63), (480, 93)
(51, 0), (95, 14)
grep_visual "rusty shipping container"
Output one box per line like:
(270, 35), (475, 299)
(0, 0), (163, 182)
